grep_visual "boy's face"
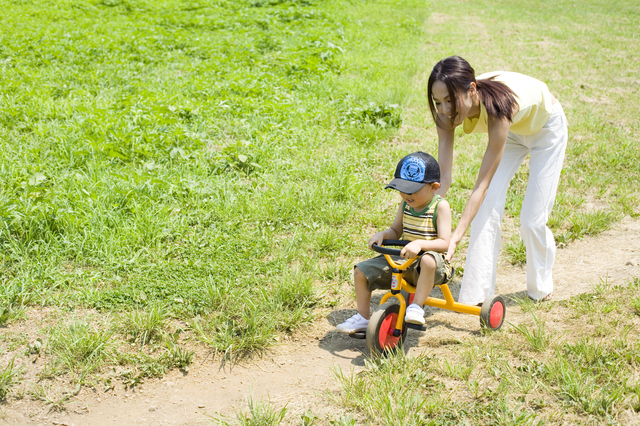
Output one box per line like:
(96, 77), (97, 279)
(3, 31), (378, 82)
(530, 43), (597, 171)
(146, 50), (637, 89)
(399, 182), (439, 210)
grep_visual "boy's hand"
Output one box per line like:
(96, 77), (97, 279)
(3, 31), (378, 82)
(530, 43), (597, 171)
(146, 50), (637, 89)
(400, 241), (423, 259)
(367, 232), (385, 250)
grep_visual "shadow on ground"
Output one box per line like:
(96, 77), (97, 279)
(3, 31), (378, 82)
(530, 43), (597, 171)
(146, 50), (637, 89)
(319, 276), (542, 366)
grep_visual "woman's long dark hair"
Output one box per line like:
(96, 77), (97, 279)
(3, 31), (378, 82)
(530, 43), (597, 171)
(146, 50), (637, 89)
(427, 56), (517, 129)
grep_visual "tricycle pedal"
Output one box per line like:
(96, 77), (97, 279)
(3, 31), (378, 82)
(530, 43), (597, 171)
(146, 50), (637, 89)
(407, 323), (427, 331)
(349, 331), (367, 339)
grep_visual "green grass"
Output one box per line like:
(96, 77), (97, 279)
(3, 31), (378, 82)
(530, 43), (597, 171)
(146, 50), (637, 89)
(0, 0), (424, 315)
(0, 357), (20, 401)
(202, 0), (640, 422)
(0, 0), (430, 399)
(1, 0), (640, 418)
(212, 395), (288, 426)
(46, 320), (113, 374)
(505, 236), (527, 265)
(510, 312), (556, 352)
(322, 277), (640, 424)
(119, 304), (170, 346)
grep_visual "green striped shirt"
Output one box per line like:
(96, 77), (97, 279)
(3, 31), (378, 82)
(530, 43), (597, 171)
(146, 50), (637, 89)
(402, 195), (441, 242)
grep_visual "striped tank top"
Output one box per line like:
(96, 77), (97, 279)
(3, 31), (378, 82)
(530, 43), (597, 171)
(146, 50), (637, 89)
(402, 195), (442, 241)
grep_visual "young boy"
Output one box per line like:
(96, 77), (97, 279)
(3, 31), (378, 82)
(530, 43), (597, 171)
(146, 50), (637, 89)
(336, 151), (452, 333)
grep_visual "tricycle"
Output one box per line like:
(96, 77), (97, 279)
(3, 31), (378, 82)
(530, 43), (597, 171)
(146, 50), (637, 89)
(351, 240), (506, 356)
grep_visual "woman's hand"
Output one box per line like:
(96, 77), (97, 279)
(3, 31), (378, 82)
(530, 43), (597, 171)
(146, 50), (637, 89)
(445, 239), (458, 262)
(445, 229), (464, 261)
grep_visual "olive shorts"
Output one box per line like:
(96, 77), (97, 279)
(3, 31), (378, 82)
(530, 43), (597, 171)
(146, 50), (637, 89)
(356, 251), (451, 292)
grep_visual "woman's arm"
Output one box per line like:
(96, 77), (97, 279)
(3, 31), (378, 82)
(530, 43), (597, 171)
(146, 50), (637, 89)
(436, 117), (455, 196)
(446, 115), (510, 261)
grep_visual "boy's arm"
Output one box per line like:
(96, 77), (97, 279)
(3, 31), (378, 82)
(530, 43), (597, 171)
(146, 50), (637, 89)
(368, 204), (404, 250)
(434, 199), (452, 250)
(400, 200), (452, 258)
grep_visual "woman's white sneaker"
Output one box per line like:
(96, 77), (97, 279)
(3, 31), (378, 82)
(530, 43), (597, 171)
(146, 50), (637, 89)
(336, 313), (369, 334)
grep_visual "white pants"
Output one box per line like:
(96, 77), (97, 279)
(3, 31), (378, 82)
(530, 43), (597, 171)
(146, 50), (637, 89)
(458, 102), (568, 305)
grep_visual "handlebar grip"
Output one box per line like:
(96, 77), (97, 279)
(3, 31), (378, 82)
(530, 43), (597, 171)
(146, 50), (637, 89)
(371, 240), (410, 256)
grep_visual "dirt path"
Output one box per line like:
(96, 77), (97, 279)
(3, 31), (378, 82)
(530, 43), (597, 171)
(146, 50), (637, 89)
(2, 216), (639, 425)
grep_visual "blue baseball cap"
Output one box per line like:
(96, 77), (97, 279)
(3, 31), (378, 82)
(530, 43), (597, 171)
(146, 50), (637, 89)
(385, 151), (440, 194)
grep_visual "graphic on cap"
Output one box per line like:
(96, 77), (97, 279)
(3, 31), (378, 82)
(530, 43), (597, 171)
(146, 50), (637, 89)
(400, 157), (426, 183)
(385, 151), (440, 194)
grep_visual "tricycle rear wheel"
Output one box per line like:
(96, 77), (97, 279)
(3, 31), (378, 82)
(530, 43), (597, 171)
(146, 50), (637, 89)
(480, 294), (506, 330)
(366, 302), (408, 356)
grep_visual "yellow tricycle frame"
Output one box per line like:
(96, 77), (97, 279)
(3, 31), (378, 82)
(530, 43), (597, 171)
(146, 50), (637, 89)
(379, 252), (481, 334)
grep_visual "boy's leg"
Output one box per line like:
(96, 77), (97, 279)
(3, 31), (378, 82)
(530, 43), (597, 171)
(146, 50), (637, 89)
(521, 103), (568, 300)
(412, 254), (437, 306)
(458, 136), (530, 305)
(405, 254), (437, 325)
(336, 259), (390, 334)
(354, 266), (372, 319)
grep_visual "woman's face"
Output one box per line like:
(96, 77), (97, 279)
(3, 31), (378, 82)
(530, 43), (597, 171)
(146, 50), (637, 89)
(431, 80), (477, 127)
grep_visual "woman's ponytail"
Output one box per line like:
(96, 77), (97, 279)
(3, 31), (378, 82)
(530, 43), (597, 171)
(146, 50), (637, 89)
(476, 77), (517, 122)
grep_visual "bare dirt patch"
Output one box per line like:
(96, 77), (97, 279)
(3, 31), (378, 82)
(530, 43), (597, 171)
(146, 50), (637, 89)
(1, 217), (639, 425)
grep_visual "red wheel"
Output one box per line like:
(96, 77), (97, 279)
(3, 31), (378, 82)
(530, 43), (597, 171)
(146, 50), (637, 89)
(401, 289), (414, 306)
(366, 302), (407, 356)
(480, 295), (506, 330)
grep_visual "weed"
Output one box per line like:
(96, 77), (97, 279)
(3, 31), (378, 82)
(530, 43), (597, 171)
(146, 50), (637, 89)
(328, 417), (356, 426)
(504, 236), (526, 265)
(163, 343), (195, 371)
(119, 304), (170, 346)
(333, 352), (444, 423)
(47, 321), (113, 373)
(0, 358), (21, 401)
(631, 297), (640, 316)
(115, 347), (194, 388)
(192, 308), (278, 361)
(213, 395), (287, 426)
(340, 102), (403, 129)
(0, 307), (16, 326)
(25, 338), (43, 356)
(301, 411), (318, 426)
(565, 211), (618, 241)
(510, 313), (555, 352)
(439, 358), (474, 381)
(28, 383), (75, 412)
(593, 275), (614, 297)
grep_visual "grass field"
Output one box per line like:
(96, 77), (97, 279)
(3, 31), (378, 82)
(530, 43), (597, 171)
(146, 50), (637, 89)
(1, 0), (640, 421)
(0, 0), (431, 404)
(325, 279), (640, 425)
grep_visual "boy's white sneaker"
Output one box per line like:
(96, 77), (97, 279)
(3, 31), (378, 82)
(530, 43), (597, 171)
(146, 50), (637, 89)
(336, 313), (369, 334)
(405, 304), (425, 325)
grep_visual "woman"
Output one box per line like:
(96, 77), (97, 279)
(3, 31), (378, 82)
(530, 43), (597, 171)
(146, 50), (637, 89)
(428, 56), (568, 305)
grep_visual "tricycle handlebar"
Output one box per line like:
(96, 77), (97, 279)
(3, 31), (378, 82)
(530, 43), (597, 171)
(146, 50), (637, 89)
(371, 240), (424, 256)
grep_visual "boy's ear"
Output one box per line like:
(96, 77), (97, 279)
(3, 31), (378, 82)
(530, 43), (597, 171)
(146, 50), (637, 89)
(431, 182), (441, 190)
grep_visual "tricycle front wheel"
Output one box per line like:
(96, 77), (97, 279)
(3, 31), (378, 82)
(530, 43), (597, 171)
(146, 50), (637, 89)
(366, 302), (407, 356)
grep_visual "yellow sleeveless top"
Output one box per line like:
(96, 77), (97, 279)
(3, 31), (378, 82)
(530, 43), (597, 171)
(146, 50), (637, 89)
(463, 71), (554, 136)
